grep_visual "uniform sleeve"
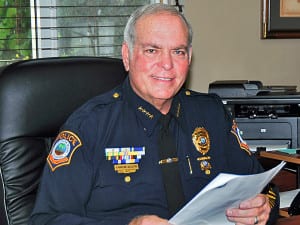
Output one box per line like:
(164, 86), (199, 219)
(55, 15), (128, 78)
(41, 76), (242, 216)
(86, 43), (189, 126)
(29, 128), (133, 225)
(263, 183), (280, 225)
(209, 92), (264, 174)
(222, 102), (280, 224)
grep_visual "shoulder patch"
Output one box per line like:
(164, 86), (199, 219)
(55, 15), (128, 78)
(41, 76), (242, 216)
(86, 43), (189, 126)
(47, 130), (82, 171)
(230, 120), (251, 155)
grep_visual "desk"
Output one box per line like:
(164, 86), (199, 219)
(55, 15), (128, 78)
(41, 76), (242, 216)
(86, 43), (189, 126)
(260, 151), (300, 188)
(276, 215), (300, 225)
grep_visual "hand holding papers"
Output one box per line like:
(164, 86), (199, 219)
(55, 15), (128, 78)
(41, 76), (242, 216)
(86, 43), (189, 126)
(169, 161), (286, 225)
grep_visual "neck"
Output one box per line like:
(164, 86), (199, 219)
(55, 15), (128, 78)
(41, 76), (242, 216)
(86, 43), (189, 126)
(151, 98), (172, 115)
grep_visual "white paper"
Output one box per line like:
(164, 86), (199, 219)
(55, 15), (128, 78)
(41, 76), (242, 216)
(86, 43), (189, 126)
(280, 188), (300, 208)
(169, 161), (286, 225)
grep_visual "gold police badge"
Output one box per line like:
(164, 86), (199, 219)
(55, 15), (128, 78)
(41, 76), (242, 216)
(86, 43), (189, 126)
(192, 127), (210, 155)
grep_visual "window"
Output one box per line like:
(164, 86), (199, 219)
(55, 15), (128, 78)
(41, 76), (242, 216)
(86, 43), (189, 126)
(0, 0), (185, 66)
(0, 0), (32, 65)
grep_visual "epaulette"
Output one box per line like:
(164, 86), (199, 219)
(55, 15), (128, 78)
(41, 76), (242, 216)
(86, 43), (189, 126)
(182, 89), (223, 102)
(182, 89), (207, 97)
(65, 86), (123, 124)
(76, 87), (124, 112)
(92, 86), (123, 105)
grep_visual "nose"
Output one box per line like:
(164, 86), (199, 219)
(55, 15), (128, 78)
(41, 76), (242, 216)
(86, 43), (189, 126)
(160, 51), (173, 70)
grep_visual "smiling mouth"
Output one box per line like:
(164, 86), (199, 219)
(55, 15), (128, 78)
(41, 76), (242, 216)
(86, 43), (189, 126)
(152, 75), (172, 81)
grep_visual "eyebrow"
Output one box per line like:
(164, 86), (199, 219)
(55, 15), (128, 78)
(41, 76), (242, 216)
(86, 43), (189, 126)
(141, 43), (160, 49)
(141, 43), (188, 51)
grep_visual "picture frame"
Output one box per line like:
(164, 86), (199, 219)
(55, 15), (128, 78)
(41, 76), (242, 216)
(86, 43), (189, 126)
(262, 0), (300, 39)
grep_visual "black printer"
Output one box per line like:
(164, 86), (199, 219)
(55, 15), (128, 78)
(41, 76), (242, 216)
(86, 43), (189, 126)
(208, 80), (300, 152)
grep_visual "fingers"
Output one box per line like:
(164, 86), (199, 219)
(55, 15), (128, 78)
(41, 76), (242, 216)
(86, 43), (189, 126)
(128, 215), (170, 225)
(227, 213), (269, 225)
(226, 195), (271, 225)
(239, 194), (267, 209)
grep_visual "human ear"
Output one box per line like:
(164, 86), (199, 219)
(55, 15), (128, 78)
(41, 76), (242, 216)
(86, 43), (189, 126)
(121, 42), (130, 71)
(188, 46), (192, 64)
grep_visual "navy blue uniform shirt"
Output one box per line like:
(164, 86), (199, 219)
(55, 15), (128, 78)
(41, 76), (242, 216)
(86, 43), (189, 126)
(30, 77), (276, 225)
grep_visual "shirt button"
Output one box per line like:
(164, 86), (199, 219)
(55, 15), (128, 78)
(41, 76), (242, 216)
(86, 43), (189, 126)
(113, 92), (120, 98)
(124, 175), (131, 183)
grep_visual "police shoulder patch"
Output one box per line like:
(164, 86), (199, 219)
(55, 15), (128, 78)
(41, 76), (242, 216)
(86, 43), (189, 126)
(47, 130), (82, 171)
(230, 120), (251, 155)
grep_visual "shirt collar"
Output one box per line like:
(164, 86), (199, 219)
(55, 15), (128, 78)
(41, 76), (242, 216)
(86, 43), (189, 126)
(122, 77), (185, 136)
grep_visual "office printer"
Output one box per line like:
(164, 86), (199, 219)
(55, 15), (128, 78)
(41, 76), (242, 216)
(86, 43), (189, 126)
(209, 80), (298, 98)
(209, 80), (300, 152)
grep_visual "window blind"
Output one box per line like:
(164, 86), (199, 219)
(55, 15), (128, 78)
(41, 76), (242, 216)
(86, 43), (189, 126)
(32, 0), (155, 59)
(0, 0), (184, 66)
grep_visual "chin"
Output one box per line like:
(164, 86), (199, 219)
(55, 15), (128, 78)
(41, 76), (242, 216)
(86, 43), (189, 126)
(154, 93), (175, 101)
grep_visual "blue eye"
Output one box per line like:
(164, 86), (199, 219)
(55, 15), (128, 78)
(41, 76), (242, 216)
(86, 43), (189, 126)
(174, 49), (186, 56)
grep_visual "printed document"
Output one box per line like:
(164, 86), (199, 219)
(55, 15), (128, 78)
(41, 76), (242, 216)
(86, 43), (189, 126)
(169, 161), (286, 225)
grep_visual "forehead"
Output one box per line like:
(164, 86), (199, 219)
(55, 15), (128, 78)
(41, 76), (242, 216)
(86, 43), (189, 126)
(134, 12), (189, 45)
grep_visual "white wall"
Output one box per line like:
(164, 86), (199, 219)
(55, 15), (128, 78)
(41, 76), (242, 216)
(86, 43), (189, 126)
(185, 0), (300, 93)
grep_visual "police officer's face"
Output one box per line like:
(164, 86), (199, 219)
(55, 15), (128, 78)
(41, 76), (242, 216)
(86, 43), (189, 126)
(122, 12), (192, 113)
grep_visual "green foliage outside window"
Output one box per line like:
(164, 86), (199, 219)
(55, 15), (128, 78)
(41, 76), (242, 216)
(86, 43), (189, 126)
(0, 0), (32, 66)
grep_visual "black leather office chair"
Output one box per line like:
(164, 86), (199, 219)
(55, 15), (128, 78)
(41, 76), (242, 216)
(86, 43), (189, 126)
(0, 57), (127, 225)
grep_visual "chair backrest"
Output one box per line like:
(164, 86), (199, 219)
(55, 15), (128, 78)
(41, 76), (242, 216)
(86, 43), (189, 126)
(0, 57), (127, 225)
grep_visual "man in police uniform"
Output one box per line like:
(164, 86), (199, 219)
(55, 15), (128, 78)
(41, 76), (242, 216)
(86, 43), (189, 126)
(30, 3), (279, 225)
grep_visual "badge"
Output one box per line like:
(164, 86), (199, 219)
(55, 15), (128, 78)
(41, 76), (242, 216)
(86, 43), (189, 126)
(105, 146), (145, 174)
(231, 120), (251, 155)
(197, 156), (212, 175)
(47, 131), (82, 171)
(192, 127), (210, 155)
